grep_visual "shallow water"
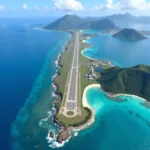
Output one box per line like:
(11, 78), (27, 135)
(2, 18), (150, 150)
(0, 18), (71, 150)
(85, 87), (150, 150)
(82, 32), (150, 67)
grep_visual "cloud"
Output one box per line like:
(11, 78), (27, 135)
(0, 5), (4, 11)
(120, 0), (150, 10)
(91, 0), (119, 11)
(91, 0), (150, 11)
(22, 4), (28, 10)
(32, 6), (51, 12)
(53, 0), (84, 12)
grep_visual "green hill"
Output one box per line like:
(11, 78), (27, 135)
(90, 19), (116, 30)
(96, 65), (150, 101)
(43, 15), (117, 30)
(44, 14), (82, 30)
(113, 28), (147, 40)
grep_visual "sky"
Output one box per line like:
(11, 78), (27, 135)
(0, 0), (150, 17)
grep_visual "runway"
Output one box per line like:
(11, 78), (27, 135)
(65, 32), (79, 112)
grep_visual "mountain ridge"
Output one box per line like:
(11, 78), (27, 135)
(85, 13), (150, 24)
(43, 14), (117, 30)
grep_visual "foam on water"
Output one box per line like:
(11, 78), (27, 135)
(10, 28), (71, 149)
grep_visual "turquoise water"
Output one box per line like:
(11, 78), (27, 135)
(0, 18), (71, 150)
(80, 29), (150, 149)
(10, 28), (71, 149)
(48, 87), (150, 150)
(85, 87), (150, 150)
(82, 32), (150, 67)
(2, 18), (150, 150)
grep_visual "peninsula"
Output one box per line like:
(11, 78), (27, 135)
(42, 14), (114, 143)
(97, 65), (150, 101)
(43, 14), (150, 144)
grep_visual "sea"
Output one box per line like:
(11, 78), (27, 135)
(1, 18), (150, 150)
(82, 30), (150, 67)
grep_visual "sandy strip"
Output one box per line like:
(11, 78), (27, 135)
(82, 84), (147, 107)
(72, 84), (100, 131)
(106, 92), (147, 102)
(74, 83), (147, 132)
(82, 84), (101, 109)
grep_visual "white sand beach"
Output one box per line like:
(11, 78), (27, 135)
(72, 84), (101, 131)
(106, 91), (147, 102)
(82, 84), (101, 109)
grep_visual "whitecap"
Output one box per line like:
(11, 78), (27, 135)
(74, 132), (78, 137)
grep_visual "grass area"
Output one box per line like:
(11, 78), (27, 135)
(56, 107), (91, 126)
(67, 111), (74, 116)
(79, 34), (97, 94)
(55, 34), (75, 95)
(55, 32), (92, 127)
(55, 32), (112, 127)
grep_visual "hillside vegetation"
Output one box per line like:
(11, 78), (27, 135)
(96, 65), (150, 101)
(43, 14), (117, 30)
(113, 28), (147, 40)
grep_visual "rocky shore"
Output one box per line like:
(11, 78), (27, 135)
(49, 131), (55, 139)
(51, 33), (73, 143)
(57, 128), (71, 143)
(51, 31), (99, 144)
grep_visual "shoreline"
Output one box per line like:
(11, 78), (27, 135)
(46, 29), (148, 147)
(81, 37), (114, 67)
(82, 84), (101, 109)
(83, 83), (147, 104)
(105, 90), (147, 102)
(52, 36), (72, 123)
(72, 84), (100, 131)
(48, 31), (99, 144)
(44, 30), (73, 147)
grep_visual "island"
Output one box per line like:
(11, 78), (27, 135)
(42, 15), (150, 144)
(96, 65), (150, 101)
(112, 28), (147, 40)
(42, 14), (115, 144)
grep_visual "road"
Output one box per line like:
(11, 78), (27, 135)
(65, 32), (80, 115)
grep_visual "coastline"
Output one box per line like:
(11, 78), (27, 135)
(72, 84), (100, 131)
(105, 90), (147, 102)
(79, 83), (148, 129)
(47, 29), (148, 146)
(48, 30), (147, 146)
(83, 83), (147, 104)
(11, 27), (73, 149)
(48, 31), (76, 146)
(82, 84), (101, 108)
(81, 36), (114, 67)
(48, 31), (99, 144)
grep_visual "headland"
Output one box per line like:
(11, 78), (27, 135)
(42, 14), (150, 146)
(47, 30), (112, 144)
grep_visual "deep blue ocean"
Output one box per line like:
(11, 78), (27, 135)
(1, 18), (150, 150)
(0, 18), (70, 150)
